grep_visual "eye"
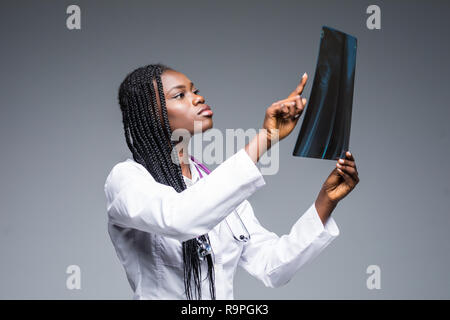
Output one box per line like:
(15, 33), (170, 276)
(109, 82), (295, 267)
(174, 89), (200, 99)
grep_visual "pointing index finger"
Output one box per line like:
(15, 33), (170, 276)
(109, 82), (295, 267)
(289, 72), (308, 98)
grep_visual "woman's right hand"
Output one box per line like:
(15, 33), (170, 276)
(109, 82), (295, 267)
(262, 73), (308, 145)
(245, 73), (308, 164)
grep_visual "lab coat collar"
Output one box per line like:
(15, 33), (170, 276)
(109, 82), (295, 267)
(183, 154), (201, 185)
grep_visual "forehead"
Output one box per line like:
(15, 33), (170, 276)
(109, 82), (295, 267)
(160, 70), (192, 94)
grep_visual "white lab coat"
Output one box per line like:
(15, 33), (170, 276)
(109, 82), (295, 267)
(104, 148), (340, 299)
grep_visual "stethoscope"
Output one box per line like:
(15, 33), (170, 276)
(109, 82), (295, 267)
(189, 155), (251, 260)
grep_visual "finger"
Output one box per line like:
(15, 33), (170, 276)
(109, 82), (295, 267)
(337, 162), (358, 178)
(343, 151), (358, 174)
(293, 96), (303, 117)
(291, 96), (306, 118)
(280, 95), (306, 110)
(277, 95), (307, 120)
(288, 101), (297, 118)
(279, 94), (303, 104)
(297, 73), (308, 95)
(336, 168), (355, 186)
(280, 101), (297, 117)
(271, 101), (291, 119)
(294, 97), (307, 119)
(278, 102), (292, 119)
(338, 158), (356, 169)
(338, 159), (358, 175)
(345, 151), (355, 161)
(336, 163), (359, 183)
(289, 73), (308, 98)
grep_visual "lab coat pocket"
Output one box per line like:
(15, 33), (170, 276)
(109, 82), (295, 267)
(157, 235), (184, 269)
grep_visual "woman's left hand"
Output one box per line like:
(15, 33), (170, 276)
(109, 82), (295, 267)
(321, 151), (360, 203)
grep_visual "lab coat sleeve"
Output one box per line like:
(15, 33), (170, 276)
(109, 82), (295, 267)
(237, 201), (339, 288)
(104, 148), (266, 242)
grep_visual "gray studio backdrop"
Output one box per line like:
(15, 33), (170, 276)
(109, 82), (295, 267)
(0, 0), (449, 299)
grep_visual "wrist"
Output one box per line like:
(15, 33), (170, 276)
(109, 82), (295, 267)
(245, 130), (270, 163)
(317, 188), (339, 206)
(262, 127), (280, 149)
(259, 129), (272, 150)
(315, 189), (338, 225)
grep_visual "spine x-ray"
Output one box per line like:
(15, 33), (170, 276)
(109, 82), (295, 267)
(293, 26), (357, 160)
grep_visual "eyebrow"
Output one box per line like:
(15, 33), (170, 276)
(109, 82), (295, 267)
(167, 82), (194, 94)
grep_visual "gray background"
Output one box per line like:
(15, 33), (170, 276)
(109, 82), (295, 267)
(0, 0), (449, 299)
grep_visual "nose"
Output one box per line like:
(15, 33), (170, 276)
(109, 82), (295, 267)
(193, 93), (205, 105)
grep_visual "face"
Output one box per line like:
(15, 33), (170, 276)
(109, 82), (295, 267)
(151, 70), (213, 137)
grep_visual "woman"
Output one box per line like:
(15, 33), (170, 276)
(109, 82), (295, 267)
(104, 63), (359, 300)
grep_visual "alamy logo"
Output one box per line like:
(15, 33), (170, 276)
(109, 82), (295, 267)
(366, 5), (381, 30)
(66, 265), (81, 290)
(66, 5), (81, 30)
(171, 122), (280, 175)
(366, 265), (381, 290)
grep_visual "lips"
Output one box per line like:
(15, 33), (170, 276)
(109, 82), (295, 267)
(197, 105), (212, 115)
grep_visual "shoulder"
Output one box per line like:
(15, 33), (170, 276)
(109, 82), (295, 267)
(104, 158), (154, 200)
(109, 158), (148, 176)
(105, 158), (149, 182)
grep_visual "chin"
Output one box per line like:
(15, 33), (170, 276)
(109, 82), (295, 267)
(191, 116), (213, 134)
(203, 119), (213, 131)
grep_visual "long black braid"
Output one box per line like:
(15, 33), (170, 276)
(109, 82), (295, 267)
(117, 63), (216, 300)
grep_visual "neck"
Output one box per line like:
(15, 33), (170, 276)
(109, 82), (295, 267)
(175, 141), (191, 179)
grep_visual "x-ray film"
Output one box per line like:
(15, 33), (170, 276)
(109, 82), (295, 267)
(293, 26), (357, 160)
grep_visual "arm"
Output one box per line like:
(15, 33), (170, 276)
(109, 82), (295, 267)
(238, 151), (360, 288)
(315, 188), (337, 225)
(237, 201), (339, 288)
(104, 148), (265, 242)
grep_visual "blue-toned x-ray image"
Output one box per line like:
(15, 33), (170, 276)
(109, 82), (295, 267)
(293, 26), (357, 160)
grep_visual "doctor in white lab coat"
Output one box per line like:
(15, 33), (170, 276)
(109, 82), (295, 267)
(104, 64), (359, 300)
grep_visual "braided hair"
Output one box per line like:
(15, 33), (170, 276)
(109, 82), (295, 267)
(117, 63), (216, 300)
